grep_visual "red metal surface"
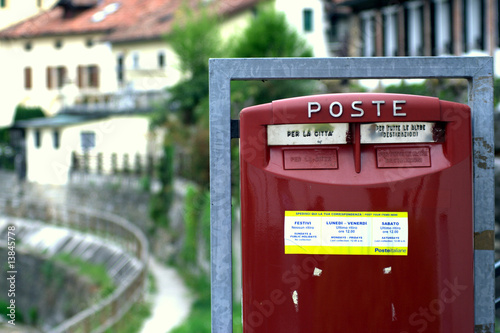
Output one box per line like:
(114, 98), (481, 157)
(376, 147), (431, 168)
(240, 93), (473, 333)
(283, 149), (338, 170)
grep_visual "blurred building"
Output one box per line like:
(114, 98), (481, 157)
(324, 0), (498, 65)
(7, 0), (491, 184)
(275, 0), (330, 57)
(0, 0), (274, 184)
(0, 0), (59, 30)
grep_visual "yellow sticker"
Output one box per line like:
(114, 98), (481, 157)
(284, 210), (408, 256)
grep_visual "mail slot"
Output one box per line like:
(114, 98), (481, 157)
(239, 93), (473, 332)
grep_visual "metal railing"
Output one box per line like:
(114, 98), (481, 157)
(60, 90), (169, 114)
(0, 198), (149, 333)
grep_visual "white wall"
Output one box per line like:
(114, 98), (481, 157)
(112, 41), (181, 91)
(360, 10), (376, 57)
(0, 42), (23, 126)
(407, 1), (424, 56)
(465, 0), (483, 51)
(3, 35), (117, 116)
(434, 0), (452, 55)
(0, 0), (58, 30)
(274, 0), (329, 57)
(383, 6), (398, 56)
(25, 115), (151, 185)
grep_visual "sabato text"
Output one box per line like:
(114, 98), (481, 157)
(307, 100), (407, 118)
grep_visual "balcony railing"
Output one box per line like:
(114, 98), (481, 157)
(60, 89), (169, 115)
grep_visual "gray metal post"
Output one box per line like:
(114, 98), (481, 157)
(209, 57), (494, 332)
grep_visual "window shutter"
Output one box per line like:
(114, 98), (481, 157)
(24, 67), (32, 89)
(62, 66), (67, 86)
(57, 66), (67, 88)
(91, 65), (99, 88)
(77, 65), (84, 88)
(46, 66), (53, 89)
(303, 9), (313, 32)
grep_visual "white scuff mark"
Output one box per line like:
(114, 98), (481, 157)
(292, 290), (299, 312)
(313, 267), (323, 276)
(391, 303), (397, 321)
(383, 266), (392, 274)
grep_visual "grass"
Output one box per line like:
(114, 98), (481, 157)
(52, 252), (116, 297)
(0, 299), (24, 323)
(170, 296), (243, 333)
(102, 266), (155, 333)
(105, 300), (152, 333)
(170, 271), (210, 333)
(168, 269), (243, 333)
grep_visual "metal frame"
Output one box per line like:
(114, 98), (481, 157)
(209, 57), (494, 332)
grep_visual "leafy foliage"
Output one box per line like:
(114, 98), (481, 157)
(384, 79), (468, 103)
(180, 185), (199, 264)
(155, 7), (321, 333)
(231, 6), (316, 108)
(149, 145), (175, 230)
(13, 105), (45, 121)
(53, 253), (116, 297)
(159, 7), (223, 126)
(494, 78), (500, 106)
(232, 8), (311, 58)
(0, 105), (45, 144)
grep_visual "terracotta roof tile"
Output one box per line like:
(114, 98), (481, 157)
(0, 0), (264, 41)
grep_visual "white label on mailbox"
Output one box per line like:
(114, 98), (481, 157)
(267, 123), (349, 146)
(284, 211), (408, 255)
(360, 122), (437, 144)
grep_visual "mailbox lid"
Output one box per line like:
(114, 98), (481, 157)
(271, 93), (441, 124)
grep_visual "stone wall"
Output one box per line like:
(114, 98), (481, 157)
(0, 248), (97, 331)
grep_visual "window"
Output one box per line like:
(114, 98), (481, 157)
(80, 131), (96, 151)
(132, 52), (139, 69)
(24, 67), (32, 90)
(88, 65), (99, 87)
(37, 0), (42, 8)
(54, 39), (63, 49)
(85, 38), (94, 48)
(429, 0), (437, 56)
(77, 65), (99, 88)
(34, 129), (41, 148)
(0, 0), (7, 9)
(24, 41), (32, 51)
(53, 130), (60, 149)
(303, 9), (313, 32)
(46, 66), (67, 89)
(117, 54), (124, 84)
(158, 51), (166, 68)
(57, 67), (66, 87)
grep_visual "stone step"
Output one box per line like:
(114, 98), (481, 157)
(0, 218), (143, 287)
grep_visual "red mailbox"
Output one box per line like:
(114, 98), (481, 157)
(239, 93), (473, 332)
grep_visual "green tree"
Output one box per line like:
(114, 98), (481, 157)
(231, 6), (316, 109)
(0, 105), (45, 144)
(150, 8), (223, 188)
(152, 6), (323, 333)
(0, 105), (46, 169)
(231, 6), (312, 58)
(158, 7), (223, 126)
(384, 79), (468, 103)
